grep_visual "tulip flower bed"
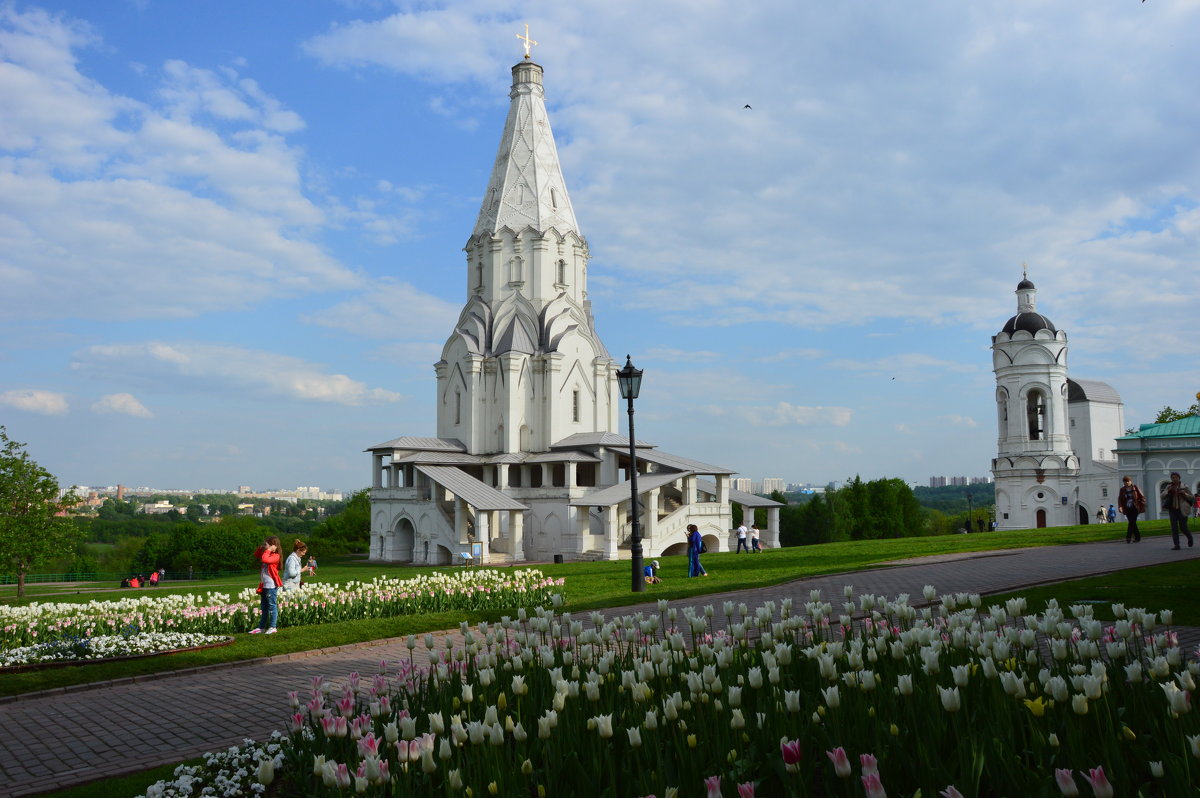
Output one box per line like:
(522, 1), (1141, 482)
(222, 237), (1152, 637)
(0, 570), (564, 651)
(137, 586), (1200, 797)
(0, 631), (229, 669)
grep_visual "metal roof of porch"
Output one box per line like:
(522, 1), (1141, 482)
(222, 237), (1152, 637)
(569, 471), (685, 507)
(415, 465), (527, 511)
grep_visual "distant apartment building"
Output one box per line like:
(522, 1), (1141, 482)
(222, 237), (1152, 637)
(929, 475), (993, 487)
(761, 478), (785, 494)
(732, 478), (753, 493)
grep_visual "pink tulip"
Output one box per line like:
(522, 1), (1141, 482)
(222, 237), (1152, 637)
(1082, 766), (1113, 798)
(737, 782), (755, 798)
(357, 733), (380, 758)
(290, 712), (304, 732)
(827, 747), (852, 778)
(705, 774), (721, 798)
(1055, 769), (1080, 797)
(780, 738), (803, 766)
(861, 771), (886, 798)
(940, 788), (964, 798)
(335, 763), (351, 789)
(860, 753), (878, 776)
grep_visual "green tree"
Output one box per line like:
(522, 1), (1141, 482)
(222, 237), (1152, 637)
(0, 427), (80, 596)
(1155, 402), (1200, 424)
(313, 489), (371, 545)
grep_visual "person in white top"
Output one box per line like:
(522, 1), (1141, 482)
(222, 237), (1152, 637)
(750, 524), (761, 552)
(736, 523), (750, 553)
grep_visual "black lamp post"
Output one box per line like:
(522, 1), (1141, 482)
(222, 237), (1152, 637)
(616, 355), (645, 593)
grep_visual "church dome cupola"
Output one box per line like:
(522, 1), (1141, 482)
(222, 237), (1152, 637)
(1000, 270), (1056, 335)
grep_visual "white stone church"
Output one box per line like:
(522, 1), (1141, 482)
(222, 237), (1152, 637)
(366, 54), (780, 565)
(991, 275), (1127, 529)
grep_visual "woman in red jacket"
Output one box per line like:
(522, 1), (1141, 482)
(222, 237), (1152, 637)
(250, 536), (282, 634)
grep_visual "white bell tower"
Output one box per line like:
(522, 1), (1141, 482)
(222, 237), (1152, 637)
(991, 273), (1079, 530)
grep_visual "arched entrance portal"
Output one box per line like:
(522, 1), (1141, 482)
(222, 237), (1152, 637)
(1036, 509), (1047, 528)
(1078, 506), (1089, 525)
(389, 517), (415, 562)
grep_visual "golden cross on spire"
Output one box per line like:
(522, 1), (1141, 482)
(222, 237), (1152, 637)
(516, 23), (538, 59)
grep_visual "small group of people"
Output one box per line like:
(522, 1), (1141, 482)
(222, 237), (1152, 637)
(121, 568), (164, 588)
(250, 538), (315, 635)
(734, 523), (762, 553)
(1093, 504), (1118, 524)
(1116, 472), (1195, 549)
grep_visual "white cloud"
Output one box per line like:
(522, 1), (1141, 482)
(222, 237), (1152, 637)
(0, 389), (68, 415)
(71, 342), (403, 406)
(756, 349), (825, 363)
(716, 402), (853, 428)
(642, 347), (721, 364)
(830, 353), (977, 380)
(305, 280), (461, 339)
(942, 415), (978, 428)
(93, 393), (153, 418)
(300, 0), (1200, 350)
(0, 6), (361, 322)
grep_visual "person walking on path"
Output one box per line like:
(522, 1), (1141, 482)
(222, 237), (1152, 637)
(750, 524), (761, 552)
(251, 537), (282, 634)
(1107, 504), (1117, 524)
(1117, 476), (1147, 543)
(735, 522), (750, 553)
(687, 524), (707, 577)
(1162, 473), (1195, 550)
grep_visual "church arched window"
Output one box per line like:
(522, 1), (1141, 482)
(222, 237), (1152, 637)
(557, 259), (567, 285)
(572, 389), (580, 423)
(508, 256), (524, 284)
(1026, 390), (1046, 441)
(454, 390), (462, 425)
(550, 187), (558, 210)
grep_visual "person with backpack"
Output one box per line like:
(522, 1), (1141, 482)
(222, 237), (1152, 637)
(250, 537), (282, 634)
(687, 524), (708, 578)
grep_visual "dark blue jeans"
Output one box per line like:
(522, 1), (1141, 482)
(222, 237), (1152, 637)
(1169, 509), (1193, 548)
(259, 588), (278, 630)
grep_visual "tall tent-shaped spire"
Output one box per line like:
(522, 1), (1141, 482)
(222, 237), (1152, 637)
(437, 53), (616, 454)
(473, 59), (579, 239)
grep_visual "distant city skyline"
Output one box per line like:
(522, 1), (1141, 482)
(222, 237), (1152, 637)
(2, 3), (1196, 490)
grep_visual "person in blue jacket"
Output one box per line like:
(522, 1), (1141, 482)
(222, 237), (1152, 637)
(687, 525), (708, 577)
(643, 560), (661, 584)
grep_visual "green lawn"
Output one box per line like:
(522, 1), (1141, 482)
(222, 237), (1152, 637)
(985, 557), (1200, 625)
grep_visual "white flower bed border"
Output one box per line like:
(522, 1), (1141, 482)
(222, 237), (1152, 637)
(0, 631), (232, 671)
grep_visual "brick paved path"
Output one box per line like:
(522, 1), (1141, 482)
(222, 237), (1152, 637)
(2, 538), (1198, 797)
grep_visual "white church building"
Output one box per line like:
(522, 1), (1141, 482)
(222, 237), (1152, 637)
(366, 54), (781, 565)
(991, 275), (1128, 529)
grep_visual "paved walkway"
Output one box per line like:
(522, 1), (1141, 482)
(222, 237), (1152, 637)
(2, 538), (1198, 797)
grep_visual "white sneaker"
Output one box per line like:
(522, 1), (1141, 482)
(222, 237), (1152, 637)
(265, 628), (277, 635)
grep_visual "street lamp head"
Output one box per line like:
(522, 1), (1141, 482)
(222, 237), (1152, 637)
(616, 354), (643, 400)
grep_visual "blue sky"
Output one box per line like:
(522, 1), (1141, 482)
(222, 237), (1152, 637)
(1, 1), (1197, 492)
